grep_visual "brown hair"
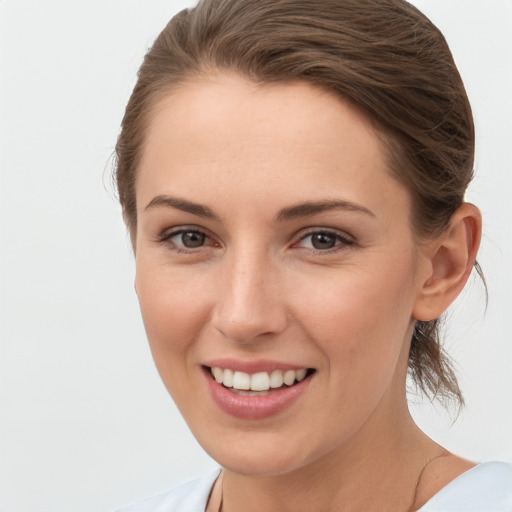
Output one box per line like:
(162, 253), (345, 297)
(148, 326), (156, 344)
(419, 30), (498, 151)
(115, 0), (481, 405)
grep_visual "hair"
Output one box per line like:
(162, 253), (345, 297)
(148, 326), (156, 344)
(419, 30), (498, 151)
(115, 0), (482, 406)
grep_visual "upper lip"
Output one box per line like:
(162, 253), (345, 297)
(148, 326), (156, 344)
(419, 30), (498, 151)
(202, 358), (312, 374)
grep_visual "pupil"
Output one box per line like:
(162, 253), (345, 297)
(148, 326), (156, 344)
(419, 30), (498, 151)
(312, 233), (336, 250)
(182, 231), (205, 248)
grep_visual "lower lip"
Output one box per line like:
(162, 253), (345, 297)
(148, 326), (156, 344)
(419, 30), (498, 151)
(203, 368), (313, 419)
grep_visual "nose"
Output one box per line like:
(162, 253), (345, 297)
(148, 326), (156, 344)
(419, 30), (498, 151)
(211, 249), (288, 343)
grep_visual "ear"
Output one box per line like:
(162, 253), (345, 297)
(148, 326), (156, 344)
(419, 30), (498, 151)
(413, 203), (482, 322)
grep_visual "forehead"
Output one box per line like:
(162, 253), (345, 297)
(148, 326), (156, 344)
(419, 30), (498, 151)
(136, 73), (409, 221)
(141, 74), (379, 166)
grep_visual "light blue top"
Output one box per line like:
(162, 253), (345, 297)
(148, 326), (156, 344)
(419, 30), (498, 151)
(417, 461), (512, 511)
(116, 461), (512, 512)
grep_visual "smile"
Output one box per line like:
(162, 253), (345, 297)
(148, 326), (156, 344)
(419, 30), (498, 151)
(203, 364), (315, 419)
(210, 367), (309, 393)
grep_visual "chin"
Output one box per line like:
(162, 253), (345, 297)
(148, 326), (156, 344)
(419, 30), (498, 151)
(216, 451), (310, 478)
(193, 426), (327, 478)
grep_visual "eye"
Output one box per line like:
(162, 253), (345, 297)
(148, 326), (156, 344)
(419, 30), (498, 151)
(306, 232), (337, 250)
(173, 230), (207, 248)
(294, 229), (354, 251)
(157, 227), (216, 251)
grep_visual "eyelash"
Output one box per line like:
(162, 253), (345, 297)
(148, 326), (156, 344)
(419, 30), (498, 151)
(155, 227), (355, 254)
(156, 227), (218, 253)
(293, 228), (355, 253)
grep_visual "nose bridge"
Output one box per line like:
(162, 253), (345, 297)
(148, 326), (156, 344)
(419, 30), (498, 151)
(213, 244), (286, 342)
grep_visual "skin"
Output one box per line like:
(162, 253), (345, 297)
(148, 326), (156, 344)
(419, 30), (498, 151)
(133, 73), (481, 511)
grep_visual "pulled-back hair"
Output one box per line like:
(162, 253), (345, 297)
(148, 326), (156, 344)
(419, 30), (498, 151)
(115, 0), (480, 405)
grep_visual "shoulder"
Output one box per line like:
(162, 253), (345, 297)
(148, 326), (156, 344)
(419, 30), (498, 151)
(114, 470), (221, 512)
(418, 461), (512, 512)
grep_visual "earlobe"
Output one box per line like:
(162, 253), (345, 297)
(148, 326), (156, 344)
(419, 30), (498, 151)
(413, 203), (482, 322)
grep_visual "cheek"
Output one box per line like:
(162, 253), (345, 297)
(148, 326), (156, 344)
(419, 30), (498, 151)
(286, 268), (417, 439)
(289, 259), (417, 376)
(134, 265), (212, 373)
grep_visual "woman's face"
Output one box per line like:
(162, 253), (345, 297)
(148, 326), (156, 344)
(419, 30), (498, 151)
(134, 74), (432, 476)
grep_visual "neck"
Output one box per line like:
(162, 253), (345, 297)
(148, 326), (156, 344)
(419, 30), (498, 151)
(219, 401), (443, 512)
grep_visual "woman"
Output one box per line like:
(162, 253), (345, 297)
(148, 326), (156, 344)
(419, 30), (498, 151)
(114, 0), (512, 510)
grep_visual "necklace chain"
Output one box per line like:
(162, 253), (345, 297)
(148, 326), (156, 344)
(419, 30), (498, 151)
(407, 451), (449, 512)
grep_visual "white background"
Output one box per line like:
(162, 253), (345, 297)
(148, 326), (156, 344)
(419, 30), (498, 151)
(0, 1), (511, 511)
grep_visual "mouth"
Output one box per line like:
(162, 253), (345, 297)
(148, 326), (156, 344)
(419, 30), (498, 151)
(201, 359), (316, 418)
(207, 366), (315, 396)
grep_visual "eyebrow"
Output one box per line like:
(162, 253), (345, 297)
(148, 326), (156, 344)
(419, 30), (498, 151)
(144, 195), (375, 222)
(275, 200), (375, 221)
(144, 195), (220, 220)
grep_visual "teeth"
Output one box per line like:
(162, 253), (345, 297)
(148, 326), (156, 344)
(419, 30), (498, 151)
(283, 370), (296, 386)
(233, 371), (251, 390)
(251, 372), (270, 391)
(296, 369), (307, 382)
(223, 368), (234, 388)
(269, 370), (284, 388)
(210, 367), (309, 391)
(212, 367), (223, 383)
